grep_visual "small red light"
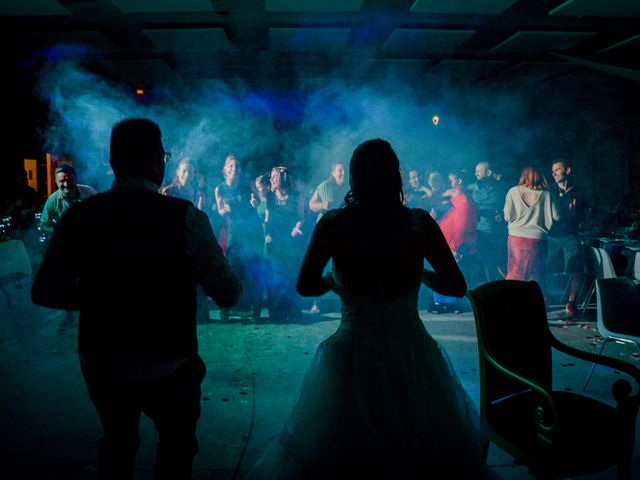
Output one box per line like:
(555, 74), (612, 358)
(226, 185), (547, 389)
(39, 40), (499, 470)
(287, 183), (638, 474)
(432, 115), (439, 125)
(135, 88), (145, 96)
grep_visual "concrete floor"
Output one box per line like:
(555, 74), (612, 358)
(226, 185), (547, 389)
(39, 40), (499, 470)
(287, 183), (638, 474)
(1, 278), (639, 480)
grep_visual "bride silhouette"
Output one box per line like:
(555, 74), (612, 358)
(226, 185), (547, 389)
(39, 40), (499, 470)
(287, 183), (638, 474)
(246, 139), (496, 479)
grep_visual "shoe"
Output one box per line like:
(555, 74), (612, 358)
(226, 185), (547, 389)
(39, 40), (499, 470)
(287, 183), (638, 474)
(565, 301), (577, 315)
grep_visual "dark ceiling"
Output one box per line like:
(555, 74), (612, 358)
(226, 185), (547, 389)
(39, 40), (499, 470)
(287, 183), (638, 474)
(2, 1), (640, 204)
(2, 0), (640, 92)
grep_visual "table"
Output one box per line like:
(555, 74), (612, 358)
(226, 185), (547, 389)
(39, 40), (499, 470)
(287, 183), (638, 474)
(584, 237), (640, 279)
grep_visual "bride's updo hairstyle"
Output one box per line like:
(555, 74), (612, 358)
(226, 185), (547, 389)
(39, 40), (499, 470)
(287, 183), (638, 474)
(345, 138), (404, 208)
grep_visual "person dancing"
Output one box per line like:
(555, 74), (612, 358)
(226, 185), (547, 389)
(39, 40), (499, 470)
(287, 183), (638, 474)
(433, 170), (478, 312)
(160, 157), (204, 210)
(214, 154), (264, 321)
(503, 165), (559, 291)
(264, 165), (306, 322)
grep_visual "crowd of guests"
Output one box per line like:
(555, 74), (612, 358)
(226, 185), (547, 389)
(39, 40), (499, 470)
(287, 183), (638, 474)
(405, 160), (585, 314)
(5, 151), (640, 318)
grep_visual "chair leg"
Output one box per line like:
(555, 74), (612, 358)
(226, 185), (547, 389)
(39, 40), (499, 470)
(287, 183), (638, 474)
(580, 282), (595, 311)
(583, 339), (610, 391)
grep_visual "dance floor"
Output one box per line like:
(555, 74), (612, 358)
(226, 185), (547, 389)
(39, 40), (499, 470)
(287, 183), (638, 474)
(1, 278), (639, 479)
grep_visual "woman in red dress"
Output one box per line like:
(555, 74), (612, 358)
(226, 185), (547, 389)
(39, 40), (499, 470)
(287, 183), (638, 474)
(433, 171), (478, 311)
(439, 171), (477, 261)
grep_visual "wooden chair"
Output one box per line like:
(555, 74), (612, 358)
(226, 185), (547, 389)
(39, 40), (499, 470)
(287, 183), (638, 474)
(467, 279), (640, 479)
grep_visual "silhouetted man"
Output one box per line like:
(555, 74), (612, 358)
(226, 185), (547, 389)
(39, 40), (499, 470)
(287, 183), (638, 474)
(31, 118), (241, 479)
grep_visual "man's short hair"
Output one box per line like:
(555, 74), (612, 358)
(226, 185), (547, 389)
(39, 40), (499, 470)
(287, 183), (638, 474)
(476, 161), (491, 171)
(110, 118), (162, 179)
(553, 159), (569, 169)
(55, 164), (77, 177)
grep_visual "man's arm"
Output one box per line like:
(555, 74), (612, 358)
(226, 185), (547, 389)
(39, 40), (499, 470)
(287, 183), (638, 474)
(186, 206), (241, 308)
(38, 195), (57, 235)
(308, 189), (326, 213)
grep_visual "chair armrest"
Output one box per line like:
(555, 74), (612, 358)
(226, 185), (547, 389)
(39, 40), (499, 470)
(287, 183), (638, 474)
(549, 333), (640, 393)
(484, 350), (558, 434)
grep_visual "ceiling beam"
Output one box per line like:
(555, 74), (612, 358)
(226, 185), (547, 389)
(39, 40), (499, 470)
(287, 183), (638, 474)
(551, 52), (640, 82)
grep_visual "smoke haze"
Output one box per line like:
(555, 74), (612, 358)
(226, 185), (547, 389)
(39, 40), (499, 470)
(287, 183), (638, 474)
(33, 42), (632, 205)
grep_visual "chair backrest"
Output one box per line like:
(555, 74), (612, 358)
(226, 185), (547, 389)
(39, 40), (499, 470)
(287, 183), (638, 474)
(467, 280), (553, 406)
(586, 246), (617, 280)
(595, 277), (640, 342)
(633, 252), (640, 280)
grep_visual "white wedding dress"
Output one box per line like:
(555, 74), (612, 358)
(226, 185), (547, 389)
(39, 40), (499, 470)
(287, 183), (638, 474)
(245, 208), (497, 479)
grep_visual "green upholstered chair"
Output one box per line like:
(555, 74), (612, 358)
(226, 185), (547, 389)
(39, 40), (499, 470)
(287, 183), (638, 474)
(467, 279), (640, 479)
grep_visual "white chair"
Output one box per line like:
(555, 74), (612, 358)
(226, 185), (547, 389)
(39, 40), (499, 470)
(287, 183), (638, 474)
(583, 277), (640, 391)
(634, 253), (640, 282)
(580, 246), (617, 311)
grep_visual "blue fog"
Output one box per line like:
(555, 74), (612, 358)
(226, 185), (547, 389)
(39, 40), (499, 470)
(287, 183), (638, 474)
(33, 43), (623, 199)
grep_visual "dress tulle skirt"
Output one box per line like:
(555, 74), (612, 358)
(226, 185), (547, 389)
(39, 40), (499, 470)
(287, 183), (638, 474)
(245, 292), (496, 479)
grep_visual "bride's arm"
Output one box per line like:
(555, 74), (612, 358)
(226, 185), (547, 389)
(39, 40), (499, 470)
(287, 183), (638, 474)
(296, 214), (333, 296)
(419, 211), (467, 297)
